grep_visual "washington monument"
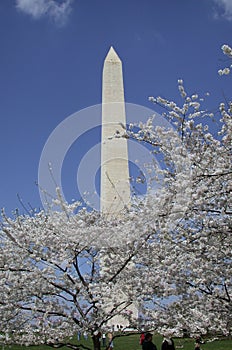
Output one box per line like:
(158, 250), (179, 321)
(100, 47), (138, 328)
(100, 46), (130, 215)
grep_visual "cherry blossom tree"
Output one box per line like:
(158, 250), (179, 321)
(128, 78), (232, 336)
(0, 204), (143, 350)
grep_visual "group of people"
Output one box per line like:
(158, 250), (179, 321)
(77, 329), (204, 350)
(140, 332), (204, 350)
(140, 332), (175, 350)
(77, 330), (114, 349)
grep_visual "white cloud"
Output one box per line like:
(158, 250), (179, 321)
(15, 0), (73, 25)
(214, 0), (232, 21)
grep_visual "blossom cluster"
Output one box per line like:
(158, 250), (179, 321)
(218, 44), (232, 75)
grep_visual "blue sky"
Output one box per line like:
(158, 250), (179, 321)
(0, 0), (231, 215)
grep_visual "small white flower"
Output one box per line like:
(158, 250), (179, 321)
(221, 44), (232, 58)
(218, 68), (230, 76)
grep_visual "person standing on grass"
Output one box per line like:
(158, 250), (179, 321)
(161, 334), (175, 350)
(194, 336), (204, 350)
(108, 331), (114, 349)
(142, 333), (157, 350)
(83, 331), (88, 340)
(77, 330), (82, 341)
(102, 333), (106, 347)
(140, 332), (145, 345)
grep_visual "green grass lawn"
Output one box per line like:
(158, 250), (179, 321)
(111, 334), (232, 350)
(3, 334), (232, 350)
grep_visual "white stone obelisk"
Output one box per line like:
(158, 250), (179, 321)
(100, 46), (130, 215)
(100, 47), (138, 329)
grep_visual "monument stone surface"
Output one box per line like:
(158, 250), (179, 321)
(100, 47), (138, 329)
(101, 47), (130, 215)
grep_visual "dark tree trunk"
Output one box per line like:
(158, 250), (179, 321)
(92, 334), (101, 350)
